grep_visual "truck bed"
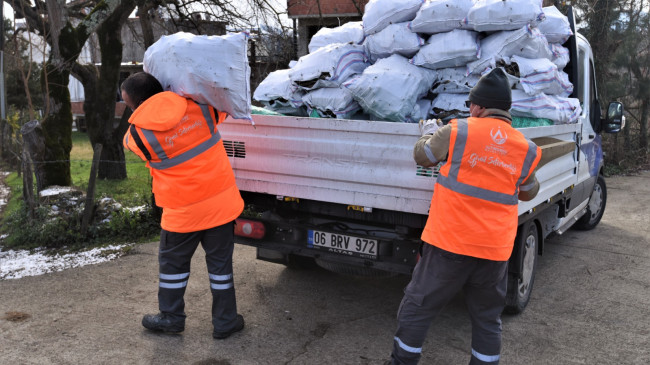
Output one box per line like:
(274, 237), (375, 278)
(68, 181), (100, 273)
(220, 115), (580, 216)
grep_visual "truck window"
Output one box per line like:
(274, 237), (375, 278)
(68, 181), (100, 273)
(588, 60), (602, 131)
(576, 48), (586, 107)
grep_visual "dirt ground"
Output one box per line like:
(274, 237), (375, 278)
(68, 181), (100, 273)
(1, 172), (649, 365)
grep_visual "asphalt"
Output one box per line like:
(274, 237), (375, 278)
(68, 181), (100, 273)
(1, 171), (649, 364)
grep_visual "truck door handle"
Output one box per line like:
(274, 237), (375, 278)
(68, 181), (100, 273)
(589, 134), (595, 139)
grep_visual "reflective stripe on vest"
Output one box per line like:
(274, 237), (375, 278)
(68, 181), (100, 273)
(436, 119), (538, 205)
(138, 104), (221, 170)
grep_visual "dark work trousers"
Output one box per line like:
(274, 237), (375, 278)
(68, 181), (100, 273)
(390, 243), (508, 365)
(157, 221), (238, 332)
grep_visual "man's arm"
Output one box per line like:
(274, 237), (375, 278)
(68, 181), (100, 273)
(413, 124), (452, 167)
(518, 171), (540, 201)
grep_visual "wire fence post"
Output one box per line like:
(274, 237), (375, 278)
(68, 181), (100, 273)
(81, 143), (103, 236)
(21, 148), (36, 219)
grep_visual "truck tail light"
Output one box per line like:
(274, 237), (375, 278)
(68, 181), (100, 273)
(234, 219), (265, 239)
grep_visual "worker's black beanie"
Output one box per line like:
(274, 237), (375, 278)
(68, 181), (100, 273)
(469, 68), (512, 110)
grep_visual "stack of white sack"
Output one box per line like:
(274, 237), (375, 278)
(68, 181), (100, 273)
(253, 0), (579, 124)
(253, 68), (307, 116)
(144, 32), (252, 121)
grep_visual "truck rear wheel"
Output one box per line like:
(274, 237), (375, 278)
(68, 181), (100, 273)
(574, 174), (607, 230)
(505, 220), (539, 314)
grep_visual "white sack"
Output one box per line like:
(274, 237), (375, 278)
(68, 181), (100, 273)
(432, 67), (480, 94)
(343, 54), (437, 122)
(411, 98), (433, 122)
(409, 0), (474, 34)
(364, 22), (425, 62)
(467, 25), (552, 75)
(253, 69), (306, 116)
(511, 90), (581, 124)
(289, 43), (369, 91)
(431, 93), (470, 115)
(538, 6), (573, 44)
(467, 0), (545, 32)
(549, 43), (570, 70)
(308, 22), (365, 53)
(411, 29), (479, 69)
(510, 55), (573, 97)
(302, 87), (361, 119)
(363, 0), (424, 35)
(143, 32), (252, 120)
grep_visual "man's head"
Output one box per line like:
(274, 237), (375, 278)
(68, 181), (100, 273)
(120, 72), (164, 111)
(467, 68), (512, 116)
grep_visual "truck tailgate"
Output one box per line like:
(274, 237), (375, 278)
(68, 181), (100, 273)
(220, 115), (580, 216)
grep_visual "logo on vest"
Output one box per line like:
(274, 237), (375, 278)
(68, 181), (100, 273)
(490, 127), (507, 145)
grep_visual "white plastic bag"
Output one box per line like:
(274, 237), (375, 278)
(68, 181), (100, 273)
(143, 32), (252, 120)
(410, 0), (474, 34)
(411, 29), (480, 69)
(510, 55), (573, 97)
(511, 90), (581, 124)
(364, 22), (425, 62)
(537, 6), (573, 44)
(431, 93), (470, 115)
(289, 43), (369, 91)
(467, 25), (551, 75)
(308, 22), (365, 53)
(466, 0), (545, 32)
(253, 68), (306, 116)
(343, 54), (437, 122)
(410, 98), (433, 122)
(363, 0), (424, 35)
(432, 67), (480, 94)
(302, 86), (361, 119)
(549, 43), (570, 70)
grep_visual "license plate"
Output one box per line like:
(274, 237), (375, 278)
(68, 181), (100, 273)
(307, 230), (378, 259)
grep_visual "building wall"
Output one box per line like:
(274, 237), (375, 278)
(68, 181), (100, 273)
(287, 0), (368, 17)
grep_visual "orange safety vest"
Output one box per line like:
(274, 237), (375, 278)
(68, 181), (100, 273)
(123, 91), (243, 232)
(421, 117), (541, 261)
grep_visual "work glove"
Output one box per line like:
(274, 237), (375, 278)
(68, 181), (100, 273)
(419, 118), (443, 136)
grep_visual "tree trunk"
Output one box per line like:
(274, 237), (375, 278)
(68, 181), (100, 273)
(640, 100), (648, 153)
(40, 60), (73, 187)
(82, 0), (136, 180)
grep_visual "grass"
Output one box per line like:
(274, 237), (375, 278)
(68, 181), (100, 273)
(70, 131), (152, 205)
(1, 131), (160, 250)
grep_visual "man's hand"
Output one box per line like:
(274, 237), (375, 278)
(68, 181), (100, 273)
(419, 119), (443, 136)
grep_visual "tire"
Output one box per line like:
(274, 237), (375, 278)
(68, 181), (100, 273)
(505, 220), (539, 314)
(574, 174), (607, 230)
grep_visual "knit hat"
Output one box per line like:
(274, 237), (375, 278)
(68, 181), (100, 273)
(469, 68), (512, 110)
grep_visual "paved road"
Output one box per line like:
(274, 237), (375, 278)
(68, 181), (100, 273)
(1, 172), (649, 364)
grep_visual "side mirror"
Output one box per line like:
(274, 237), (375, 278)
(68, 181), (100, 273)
(604, 101), (625, 134)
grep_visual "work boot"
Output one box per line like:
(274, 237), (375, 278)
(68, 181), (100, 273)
(142, 313), (185, 333)
(212, 314), (244, 339)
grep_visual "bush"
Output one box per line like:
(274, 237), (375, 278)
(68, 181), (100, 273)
(1, 202), (160, 251)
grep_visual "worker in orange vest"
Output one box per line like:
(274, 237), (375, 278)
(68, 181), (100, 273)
(388, 68), (541, 365)
(121, 72), (245, 339)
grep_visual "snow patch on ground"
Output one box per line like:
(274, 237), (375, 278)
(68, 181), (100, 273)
(39, 186), (76, 197)
(0, 244), (132, 280)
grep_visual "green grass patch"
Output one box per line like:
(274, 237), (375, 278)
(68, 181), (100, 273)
(70, 131), (152, 204)
(1, 132), (160, 250)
